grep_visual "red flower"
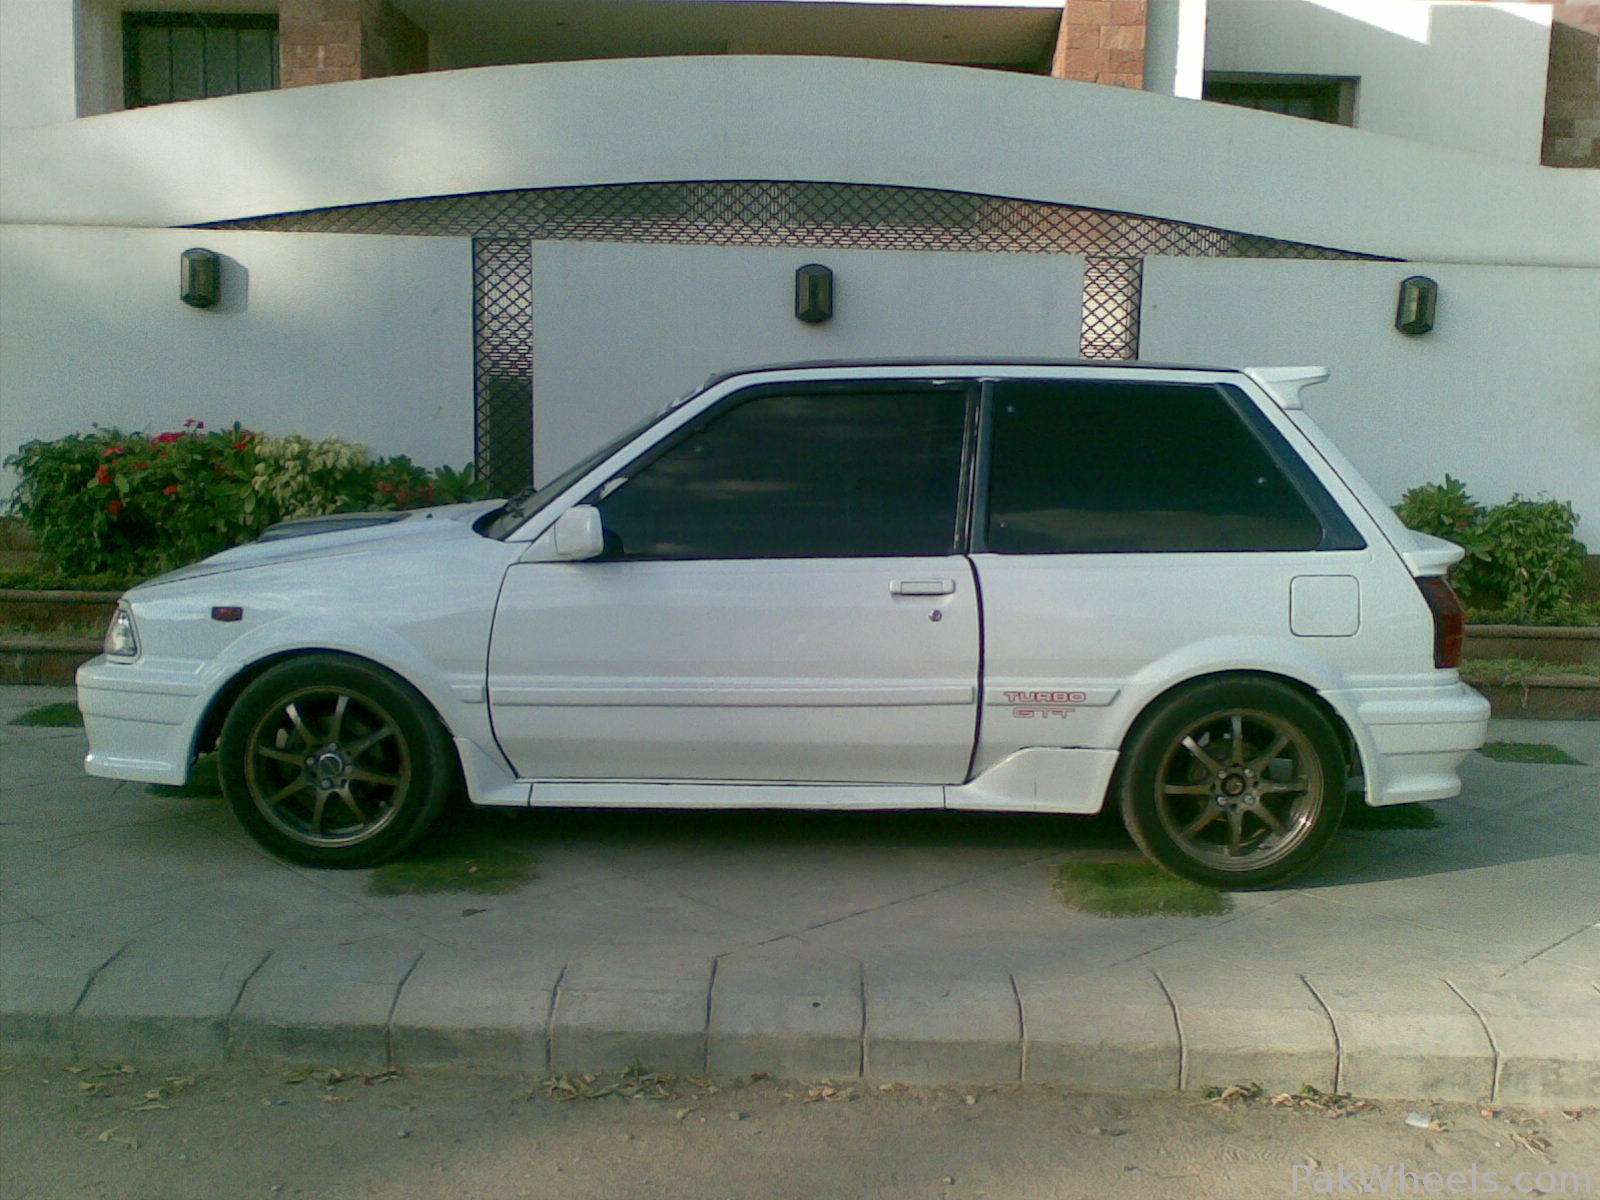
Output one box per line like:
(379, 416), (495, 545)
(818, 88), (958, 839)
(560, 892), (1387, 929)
(107, 499), (124, 516)
(232, 440), (251, 451)
(152, 432), (184, 445)
(95, 465), (112, 486)
(102, 445), (124, 458)
(163, 484), (179, 496)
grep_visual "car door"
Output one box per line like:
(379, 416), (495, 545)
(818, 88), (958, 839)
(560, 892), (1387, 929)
(486, 380), (981, 783)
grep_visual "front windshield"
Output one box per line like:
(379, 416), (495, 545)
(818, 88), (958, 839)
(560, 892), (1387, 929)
(482, 408), (667, 539)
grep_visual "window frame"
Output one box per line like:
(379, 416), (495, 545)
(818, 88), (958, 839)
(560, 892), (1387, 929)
(582, 378), (982, 562)
(969, 378), (1365, 556)
(1202, 72), (1358, 127)
(123, 10), (280, 110)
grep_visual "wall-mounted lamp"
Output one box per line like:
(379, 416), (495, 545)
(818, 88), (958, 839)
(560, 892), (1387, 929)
(180, 247), (222, 308)
(1395, 275), (1438, 336)
(795, 263), (833, 323)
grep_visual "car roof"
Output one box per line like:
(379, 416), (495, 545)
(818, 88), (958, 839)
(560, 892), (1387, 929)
(698, 357), (1236, 391)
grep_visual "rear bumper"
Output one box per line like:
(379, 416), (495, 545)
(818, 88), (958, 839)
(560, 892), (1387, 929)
(1325, 680), (1491, 807)
(76, 656), (205, 785)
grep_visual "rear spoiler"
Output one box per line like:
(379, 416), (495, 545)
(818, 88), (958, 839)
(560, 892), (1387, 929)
(1243, 366), (1331, 411)
(1398, 530), (1467, 578)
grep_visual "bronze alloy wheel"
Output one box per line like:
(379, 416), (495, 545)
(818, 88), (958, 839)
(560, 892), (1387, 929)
(1119, 677), (1346, 889)
(242, 684), (412, 848)
(1153, 708), (1324, 873)
(220, 655), (454, 867)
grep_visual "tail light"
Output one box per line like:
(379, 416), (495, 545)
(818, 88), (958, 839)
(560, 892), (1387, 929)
(1417, 576), (1464, 669)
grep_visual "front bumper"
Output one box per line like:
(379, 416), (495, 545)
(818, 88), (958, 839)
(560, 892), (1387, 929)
(1327, 680), (1491, 807)
(76, 655), (207, 785)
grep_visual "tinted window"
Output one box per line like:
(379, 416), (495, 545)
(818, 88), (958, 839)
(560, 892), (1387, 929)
(593, 386), (967, 559)
(985, 380), (1328, 553)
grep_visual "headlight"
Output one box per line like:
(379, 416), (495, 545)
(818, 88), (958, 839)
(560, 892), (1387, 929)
(104, 607), (139, 658)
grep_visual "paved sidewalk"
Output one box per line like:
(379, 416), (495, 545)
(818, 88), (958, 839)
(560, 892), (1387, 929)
(2, 685), (1596, 1105)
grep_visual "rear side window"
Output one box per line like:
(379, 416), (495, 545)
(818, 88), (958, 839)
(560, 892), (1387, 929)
(592, 385), (969, 559)
(984, 380), (1349, 553)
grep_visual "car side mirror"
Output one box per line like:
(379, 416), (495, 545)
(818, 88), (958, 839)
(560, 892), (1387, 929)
(521, 505), (606, 563)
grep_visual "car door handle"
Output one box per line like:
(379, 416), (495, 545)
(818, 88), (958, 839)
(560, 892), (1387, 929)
(890, 579), (956, 596)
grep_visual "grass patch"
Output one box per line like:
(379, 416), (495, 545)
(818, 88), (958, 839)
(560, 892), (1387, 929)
(146, 753), (222, 799)
(1342, 801), (1441, 830)
(368, 824), (539, 897)
(1462, 657), (1600, 685)
(1479, 741), (1585, 766)
(1051, 859), (1232, 918)
(8, 701), (83, 727)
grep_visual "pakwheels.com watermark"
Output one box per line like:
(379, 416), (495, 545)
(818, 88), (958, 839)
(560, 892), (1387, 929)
(1291, 1164), (1593, 1194)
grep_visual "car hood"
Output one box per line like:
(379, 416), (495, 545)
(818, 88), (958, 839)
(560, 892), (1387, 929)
(130, 500), (506, 590)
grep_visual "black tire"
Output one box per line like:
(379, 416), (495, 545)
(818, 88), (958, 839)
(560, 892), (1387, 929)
(1117, 676), (1346, 890)
(219, 655), (455, 868)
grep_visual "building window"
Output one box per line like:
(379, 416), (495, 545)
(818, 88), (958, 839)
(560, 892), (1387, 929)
(1203, 73), (1356, 126)
(124, 12), (279, 108)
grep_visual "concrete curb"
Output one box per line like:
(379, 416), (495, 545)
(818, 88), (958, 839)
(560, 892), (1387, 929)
(4, 938), (1596, 1107)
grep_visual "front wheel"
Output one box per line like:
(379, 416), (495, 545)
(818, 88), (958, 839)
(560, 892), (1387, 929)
(1117, 677), (1346, 890)
(219, 655), (455, 868)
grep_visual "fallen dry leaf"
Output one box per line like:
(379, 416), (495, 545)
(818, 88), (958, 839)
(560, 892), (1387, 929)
(1509, 1130), (1552, 1157)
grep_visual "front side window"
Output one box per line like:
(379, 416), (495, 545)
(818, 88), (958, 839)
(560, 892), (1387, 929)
(124, 12), (279, 109)
(591, 385), (969, 560)
(984, 380), (1344, 553)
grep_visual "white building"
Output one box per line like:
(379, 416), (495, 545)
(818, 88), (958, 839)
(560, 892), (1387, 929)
(2, 0), (1598, 535)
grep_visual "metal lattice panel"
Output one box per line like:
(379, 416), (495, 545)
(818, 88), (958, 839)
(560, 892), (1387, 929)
(472, 239), (532, 494)
(1081, 257), (1143, 361)
(204, 181), (1383, 261)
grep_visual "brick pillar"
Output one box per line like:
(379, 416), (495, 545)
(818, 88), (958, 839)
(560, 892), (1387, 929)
(280, 0), (425, 90)
(1051, 0), (1148, 89)
(1545, 4), (1600, 167)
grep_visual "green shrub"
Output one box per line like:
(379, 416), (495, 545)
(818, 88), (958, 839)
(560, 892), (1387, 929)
(1396, 477), (1590, 625)
(1476, 496), (1588, 623)
(1395, 476), (1489, 600)
(5, 422), (494, 579)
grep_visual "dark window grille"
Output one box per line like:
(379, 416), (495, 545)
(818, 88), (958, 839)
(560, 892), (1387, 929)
(472, 240), (533, 495)
(124, 11), (279, 109)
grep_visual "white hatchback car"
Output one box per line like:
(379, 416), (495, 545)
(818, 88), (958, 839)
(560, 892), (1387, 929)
(78, 360), (1489, 888)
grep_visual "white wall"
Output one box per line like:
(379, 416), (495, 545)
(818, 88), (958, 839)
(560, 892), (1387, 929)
(3, 56), (1595, 267)
(1146, 0), (1208, 99)
(527, 242), (1084, 481)
(1203, 0), (1552, 163)
(0, 0), (77, 127)
(0, 224), (476, 500)
(1140, 258), (1600, 542)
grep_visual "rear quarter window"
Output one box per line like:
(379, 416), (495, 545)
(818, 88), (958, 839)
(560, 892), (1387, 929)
(983, 380), (1363, 554)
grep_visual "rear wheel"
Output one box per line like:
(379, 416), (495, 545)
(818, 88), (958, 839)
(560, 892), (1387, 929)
(1118, 677), (1345, 890)
(219, 655), (454, 868)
